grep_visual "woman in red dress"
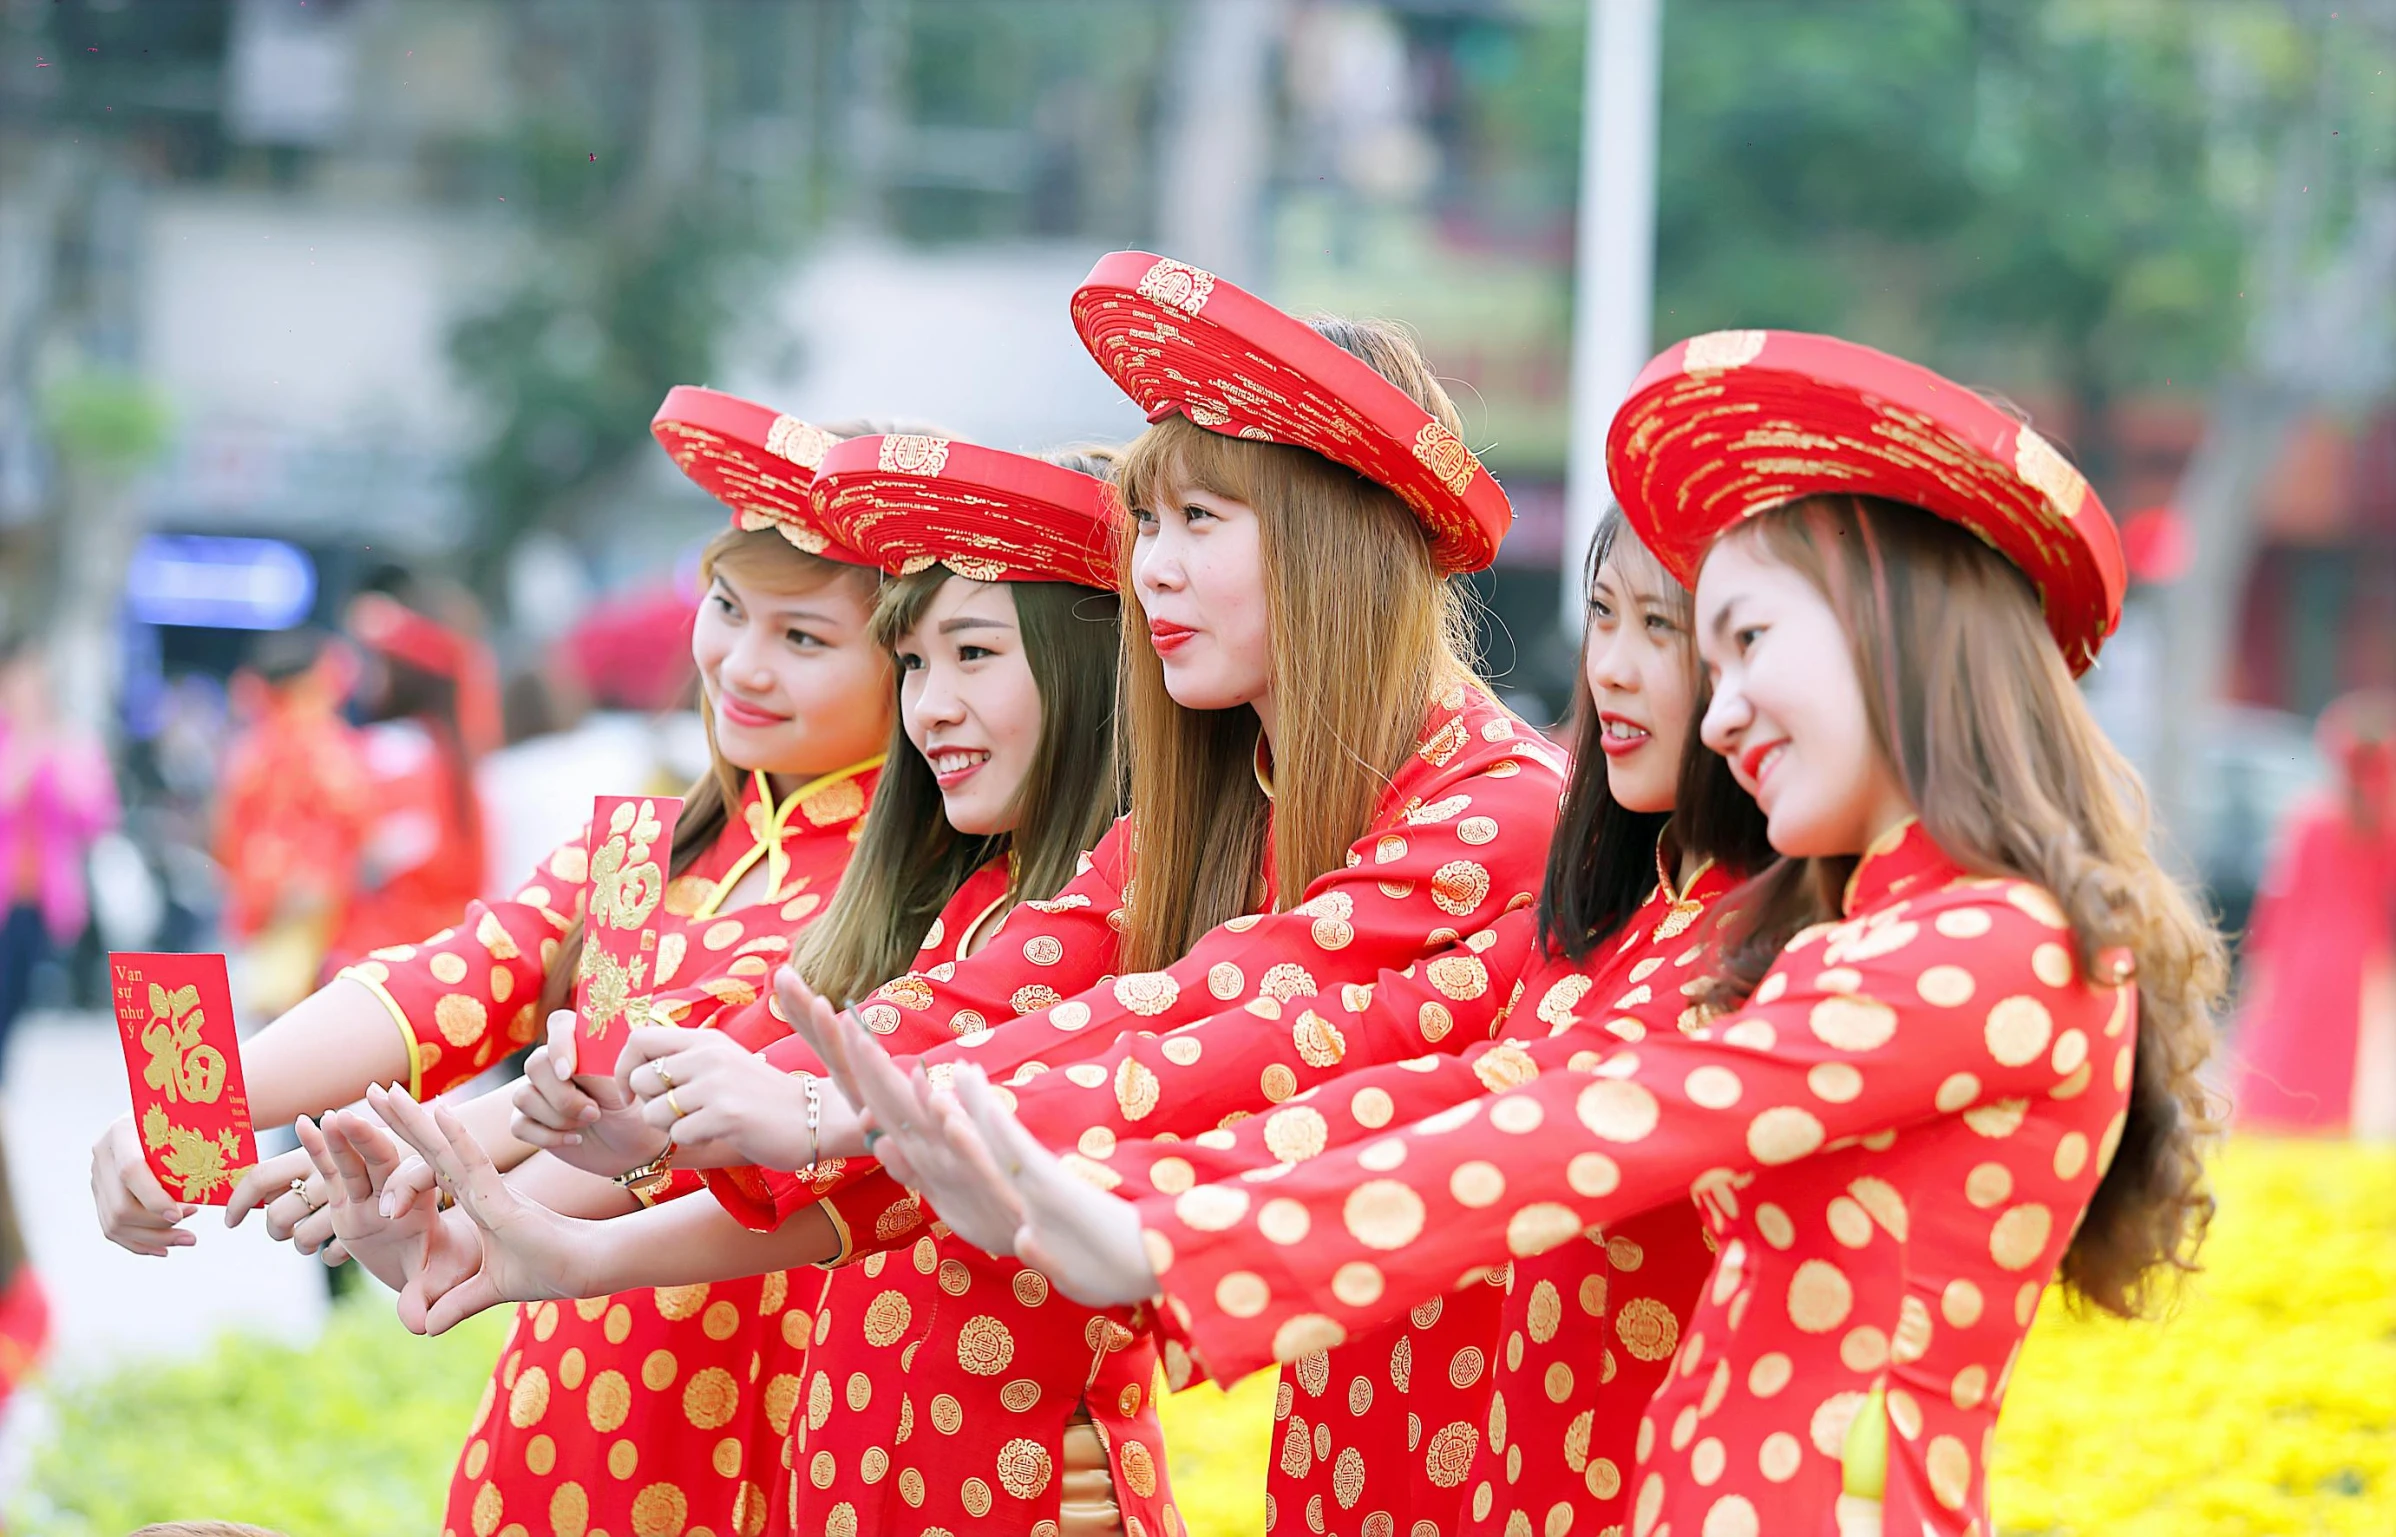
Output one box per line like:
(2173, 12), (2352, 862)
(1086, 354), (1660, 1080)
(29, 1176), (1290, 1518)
(855, 331), (2226, 1537)
(848, 505), (1771, 1537)
(370, 251), (1567, 1537)
(2230, 689), (2396, 1137)
(333, 586), (499, 964)
(354, 436), (1154, 1537)
(92, 389), (896, 1537)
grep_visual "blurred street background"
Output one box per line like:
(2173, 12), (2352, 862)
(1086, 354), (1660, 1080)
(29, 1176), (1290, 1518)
(0, 2), (2390, 1533)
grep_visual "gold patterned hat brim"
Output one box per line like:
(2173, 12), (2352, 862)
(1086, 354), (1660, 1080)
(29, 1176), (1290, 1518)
(651, 386), (873, 566)
(812, 435), (1125, 591)
(1070, 250), (1512, 575)
(1606, 330), (2126, 674)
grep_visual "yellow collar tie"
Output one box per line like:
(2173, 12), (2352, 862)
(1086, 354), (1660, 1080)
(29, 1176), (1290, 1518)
(694, 755), (883, 919)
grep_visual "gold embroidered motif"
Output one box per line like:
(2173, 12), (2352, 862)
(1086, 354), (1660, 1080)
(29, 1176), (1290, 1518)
(799, 776), (867, 827)
(2012, 426), (2088, 524)
(877, 434), (952, 477)
(1682, 329), (1768, 373)
(943, 554), (1010, 582)
(770, 516), (831, 554)
(765, 415), (837, 471)
(1411, 421), (1478, 498)
(1136, 257), (1217, 315)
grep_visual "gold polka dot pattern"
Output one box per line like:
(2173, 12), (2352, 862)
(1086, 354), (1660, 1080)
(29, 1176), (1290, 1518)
(1133, 826), (2128, 1537)
(406, 770), (876, 1537)
(743, 692), (1556, 1537)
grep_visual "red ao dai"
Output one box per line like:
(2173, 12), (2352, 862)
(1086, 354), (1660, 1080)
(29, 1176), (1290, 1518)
(1138, 824), (2135, 1537)
(1082, 855), (1739, 1536)
(344, 767), (877, 1537)
(707, 687), (1566, 1536)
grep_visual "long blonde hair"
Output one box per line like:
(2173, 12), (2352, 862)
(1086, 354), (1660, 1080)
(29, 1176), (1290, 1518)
(1113, 317), (1480, 970)
(536, 528), (884, 1017)
(1708, 495), (2226, 1318)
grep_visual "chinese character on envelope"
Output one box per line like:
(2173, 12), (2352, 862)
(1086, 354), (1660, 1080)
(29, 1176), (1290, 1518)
(575, 794), (682, 1074)
(110, 952), (257, 1205)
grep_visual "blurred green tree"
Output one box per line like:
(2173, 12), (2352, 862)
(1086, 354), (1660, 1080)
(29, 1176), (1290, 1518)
(445, 3), (825, 587)
(1650, 0), (2354, 469)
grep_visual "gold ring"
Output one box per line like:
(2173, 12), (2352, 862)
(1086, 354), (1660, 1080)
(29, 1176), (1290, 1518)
(289, 1176), (316, 1208)
(653, 1063), (676, 1093)
(666, 1089), (687, 1121)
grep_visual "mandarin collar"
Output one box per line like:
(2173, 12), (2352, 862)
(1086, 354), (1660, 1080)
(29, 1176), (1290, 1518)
(1840, 817), (1950, 916)
(693, 755), (883, 919)
(1652, 828), (1716, 907)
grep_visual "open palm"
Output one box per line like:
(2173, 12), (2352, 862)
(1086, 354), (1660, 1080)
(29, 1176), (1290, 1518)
(365, 1084), (583, 1335)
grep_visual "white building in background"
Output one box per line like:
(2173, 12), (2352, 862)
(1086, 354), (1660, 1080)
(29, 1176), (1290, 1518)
(726, 235), (1151, 457)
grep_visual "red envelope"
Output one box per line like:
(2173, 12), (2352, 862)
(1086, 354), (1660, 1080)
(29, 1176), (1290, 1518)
(574, 794), (683, 1074)
(109, 952), (257, 1206)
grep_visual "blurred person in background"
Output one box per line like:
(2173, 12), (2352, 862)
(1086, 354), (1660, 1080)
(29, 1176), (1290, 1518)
(0, 634), (102, 1415)
(0, 633), (118, 1069)
(474, 588), (702, 896)
(214, 628), (372, 1018)
(93, 395), (898, 1537)
(332, 579), (498, 968)
(2232, 689), (2396, 1138)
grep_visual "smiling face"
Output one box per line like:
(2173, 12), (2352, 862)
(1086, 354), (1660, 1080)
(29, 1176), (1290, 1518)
(892, 576), (1046, 837)
(690, 553), (892, 780)
(1583, 541), (1696, 815)
(1129, 482), (1275, 717)
(1695, 533), (1914, 858)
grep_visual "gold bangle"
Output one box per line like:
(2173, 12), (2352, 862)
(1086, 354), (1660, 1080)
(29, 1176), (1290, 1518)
(614, 1142), (678, 1205)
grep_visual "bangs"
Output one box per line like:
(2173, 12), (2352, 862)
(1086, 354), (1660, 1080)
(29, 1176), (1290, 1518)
(867, 566), (955, 650)
(1118, 415), (1271, 520)
(1601, 512), (1687, 618)
(701, 526), (877, 597)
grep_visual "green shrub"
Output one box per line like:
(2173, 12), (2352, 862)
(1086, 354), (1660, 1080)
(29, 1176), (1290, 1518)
(12, 1292), (505, 1537)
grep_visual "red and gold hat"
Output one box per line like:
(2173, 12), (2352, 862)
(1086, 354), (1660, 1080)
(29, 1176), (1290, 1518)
(1607, 330), (2125, 673)
(347, 593), (501, 755)
(649, 386), (869, 564)
(813, 435), (1123, 591)
(1068, 250), (1511, 574)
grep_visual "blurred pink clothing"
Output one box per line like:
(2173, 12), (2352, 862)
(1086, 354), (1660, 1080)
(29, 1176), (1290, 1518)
(0, 723), (118, 944)
(2232, 792), (2396, 1136)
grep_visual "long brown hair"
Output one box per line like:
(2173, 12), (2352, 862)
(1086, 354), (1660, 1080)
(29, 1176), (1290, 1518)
(536, 528), (885, 1017)
(794, 469), (1126, 1002)
(1536, 507), (1772, 962)
(1706, 494), (2225, 1318)
(1112, 318), (1480, 971)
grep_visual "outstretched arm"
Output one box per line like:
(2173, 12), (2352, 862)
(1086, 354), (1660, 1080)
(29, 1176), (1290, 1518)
(366, 1084), (840, 1336)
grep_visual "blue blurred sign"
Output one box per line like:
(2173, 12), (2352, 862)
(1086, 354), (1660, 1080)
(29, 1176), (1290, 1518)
(125, 534), (317, 630)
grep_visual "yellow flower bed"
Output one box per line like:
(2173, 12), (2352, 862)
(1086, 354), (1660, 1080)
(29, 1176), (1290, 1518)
(1160, 1136), (2396, 1537)
(1992, 1136), (2395, 1535)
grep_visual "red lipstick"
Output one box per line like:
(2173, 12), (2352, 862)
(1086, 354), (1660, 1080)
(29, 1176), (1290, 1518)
(719, 694), (788, 730)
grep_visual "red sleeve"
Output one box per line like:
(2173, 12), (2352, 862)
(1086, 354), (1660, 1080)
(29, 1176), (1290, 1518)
(811, 733), (1562, 1264)
(1000, 904), (1545, 1162)
(1077, 911), (1718, 1209)
(914, 731), (1562, 1115)
(699, 859), (1048, 1234)
(334, 831), (590, 1097)
(1139, 879), (2127, 1383)
(849, 819), (1133, 1036)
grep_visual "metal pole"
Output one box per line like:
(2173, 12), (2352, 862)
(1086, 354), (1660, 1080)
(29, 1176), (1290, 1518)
(1155, 0), (1283, 286)
(1561, 0), (1662, 632)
